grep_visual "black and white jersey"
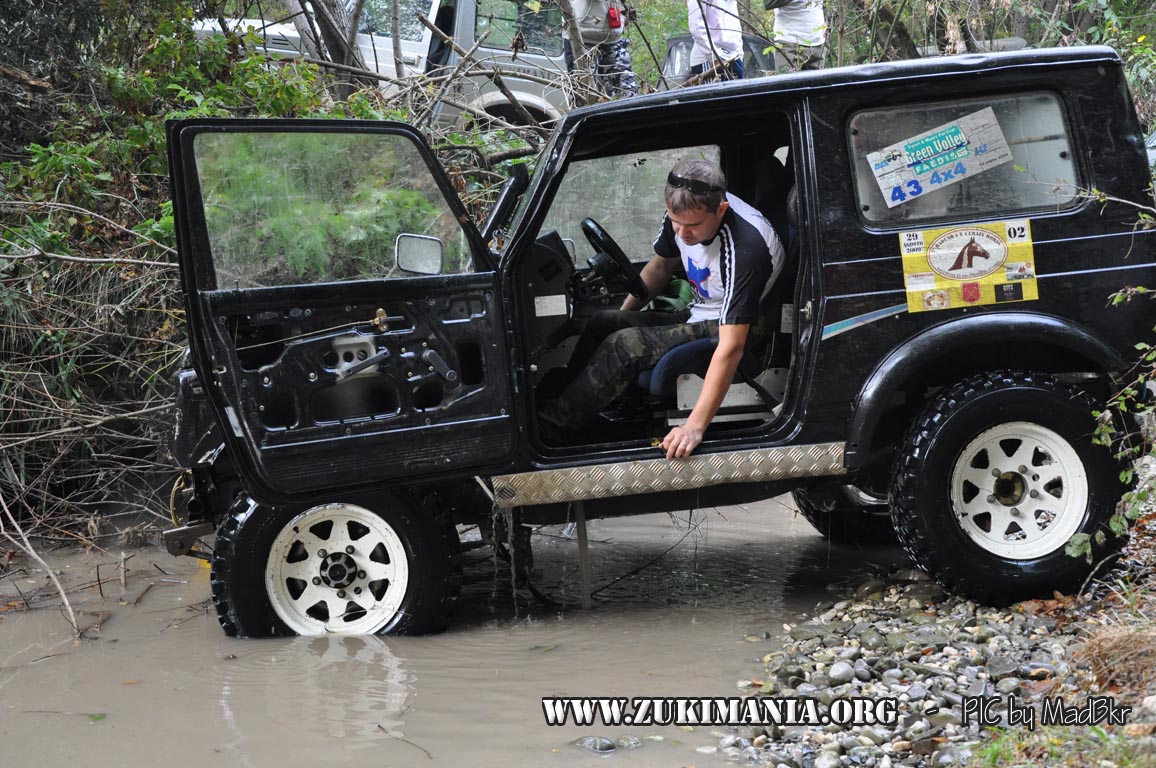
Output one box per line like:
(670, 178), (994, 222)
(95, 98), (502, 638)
(653, 193), (784, 325)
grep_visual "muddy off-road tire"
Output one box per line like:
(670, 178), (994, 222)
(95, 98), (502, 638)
(793, 480), (897, 546)
(211, 493), (461, 637)
(891, 370), (1125, 605)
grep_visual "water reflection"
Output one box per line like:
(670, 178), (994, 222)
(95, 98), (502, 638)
(217, 635), (412, 763)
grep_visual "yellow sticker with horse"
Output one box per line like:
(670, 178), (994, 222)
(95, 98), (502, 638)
(898, 218), (1037, 314)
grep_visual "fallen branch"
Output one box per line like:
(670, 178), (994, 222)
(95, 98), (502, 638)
(0, 488), (79, 637)
(418, 14), (550, 139)
(416, 29), (490, 126)
(0, 63), (52, 92)
(131, 581), (154, 607)
(0, 403), (173, 452)
(77, 610), (112, 638)
(0, 240), (176, 270)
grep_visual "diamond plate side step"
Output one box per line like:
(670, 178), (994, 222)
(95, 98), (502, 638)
(490, 442), (846, 508)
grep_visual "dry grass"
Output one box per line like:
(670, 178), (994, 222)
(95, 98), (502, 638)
(1070, 511), (1156, 700)
(1075, 624), (1156, 695)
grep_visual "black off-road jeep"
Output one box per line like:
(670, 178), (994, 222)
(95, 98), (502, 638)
(166, 46), (1156, 637)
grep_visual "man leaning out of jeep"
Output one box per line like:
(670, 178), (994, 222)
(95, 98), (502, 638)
(538, 158), (784, 458)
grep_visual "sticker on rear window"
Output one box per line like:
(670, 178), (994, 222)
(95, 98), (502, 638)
(867, 107), (1013, 208)
(899, 219), (1037, 313)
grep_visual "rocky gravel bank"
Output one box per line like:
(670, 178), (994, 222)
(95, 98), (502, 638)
(702, 565), (1156, 768)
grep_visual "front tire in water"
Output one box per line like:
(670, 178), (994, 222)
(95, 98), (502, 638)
(211, 493), (461, 637)
(890, 371), (1125, 605)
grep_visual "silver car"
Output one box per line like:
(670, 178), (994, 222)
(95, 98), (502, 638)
(197, 0), (570, 125)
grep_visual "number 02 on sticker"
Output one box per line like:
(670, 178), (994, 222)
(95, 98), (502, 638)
(899, 219), (1038, 313)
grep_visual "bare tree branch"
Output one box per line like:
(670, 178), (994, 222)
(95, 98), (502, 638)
(0, 483), (79, 637)
(0, 404), (174, 453)
(390, 0), (406, 78)
(418, 13), (551, 138)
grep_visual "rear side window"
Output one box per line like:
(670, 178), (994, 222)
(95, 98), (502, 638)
(477, 0), (564, 56)
(849, 92), (1080, 226)
(361, 0), (435, 42)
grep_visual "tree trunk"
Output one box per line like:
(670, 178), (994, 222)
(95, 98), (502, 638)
(933, 0), (977, 55)
(850, 0), (920, 61)
(737, 0), (759, 36)
(390, 0), (406, 79)
(1037, 0), (1066, 46)
(1070, 2), (1104, 41)
(1008, 4), (1030, 46)
(310, 0), (374, 99)
(879, 2), (922, 59)
(279, 0), (323, 60)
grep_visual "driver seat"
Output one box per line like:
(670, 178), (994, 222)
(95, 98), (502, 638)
(636, 185), (800, 423)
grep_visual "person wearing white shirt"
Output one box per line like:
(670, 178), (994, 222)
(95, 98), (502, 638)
(768, 0), (826, 72)
(687, 0), (744, 80)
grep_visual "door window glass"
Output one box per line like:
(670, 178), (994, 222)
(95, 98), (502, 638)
(476, 0), (564, 56)
(360, 0), (436, 42)
(193, 131), (471, 288)
(849, 92), (1080, 226)
(540, 145), (722, 264)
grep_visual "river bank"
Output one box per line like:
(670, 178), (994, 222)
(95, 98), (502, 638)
(704, 514), (1156, 767)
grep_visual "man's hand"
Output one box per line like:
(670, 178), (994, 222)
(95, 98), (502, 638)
(660, 323), (749, 460)
(621, 254), (679, 311)
(661, 423), (703, 459)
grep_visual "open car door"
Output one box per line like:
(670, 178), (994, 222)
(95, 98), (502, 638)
(168, 119), (517, 505)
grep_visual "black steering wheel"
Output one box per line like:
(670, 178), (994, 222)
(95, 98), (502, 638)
(580, 217), (648, 300)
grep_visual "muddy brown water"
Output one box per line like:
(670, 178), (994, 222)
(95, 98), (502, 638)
(1, 498), (905, 767)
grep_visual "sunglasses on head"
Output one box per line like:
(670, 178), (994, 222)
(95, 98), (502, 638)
(667, 171), (723, 196)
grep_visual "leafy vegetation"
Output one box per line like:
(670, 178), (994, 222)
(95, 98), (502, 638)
(975, 723), (1156, 768)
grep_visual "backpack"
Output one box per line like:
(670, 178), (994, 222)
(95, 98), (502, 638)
(645, 278), (697, 313)
(569, 0), (626, 46)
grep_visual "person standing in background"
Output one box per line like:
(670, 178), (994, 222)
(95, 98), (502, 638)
(768, 0), (826, 72)
(594, 35), (639, 97)
(687, 0), (744, 80)
(563, 0), (639, 99)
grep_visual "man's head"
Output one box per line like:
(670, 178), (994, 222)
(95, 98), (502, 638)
(665, 159), (729, 246)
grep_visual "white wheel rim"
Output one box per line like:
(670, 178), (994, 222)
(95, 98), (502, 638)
(265, 503), (410, 635)
(950, 421), (1088, 560)
(840, 483), (888, 506)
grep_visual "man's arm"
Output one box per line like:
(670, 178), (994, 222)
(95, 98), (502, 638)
(621, 254), (679, 312)
(660, 322), (749, 459)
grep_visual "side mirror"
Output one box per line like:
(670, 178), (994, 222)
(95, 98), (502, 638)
(396, 234), (444, 275)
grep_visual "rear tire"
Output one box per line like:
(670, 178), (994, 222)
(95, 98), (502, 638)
(890, 371), (1125, 605)
(211, 492), (461, 637)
